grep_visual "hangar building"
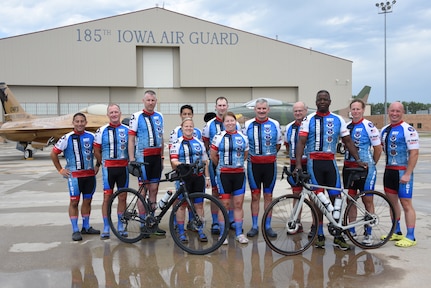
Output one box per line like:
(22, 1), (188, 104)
(0, 7), (352, 134)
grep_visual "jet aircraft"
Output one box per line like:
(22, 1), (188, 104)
(0, 82), (109, 159)
(230, 85), (371, 127)
(230, 98), (315, 127)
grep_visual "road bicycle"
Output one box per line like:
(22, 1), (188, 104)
(107, 160), (229, 255)
(261, 166), (396, 256)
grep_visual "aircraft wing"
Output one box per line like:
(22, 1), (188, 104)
(0, 82), (109, 158)
(0, 113), (107, 147)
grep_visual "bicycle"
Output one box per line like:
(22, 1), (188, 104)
(261, 166), (396, 256)
(107, 160), (229, 255)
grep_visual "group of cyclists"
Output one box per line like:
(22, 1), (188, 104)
(51, 89), (419, 251)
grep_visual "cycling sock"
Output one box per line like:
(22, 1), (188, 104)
(70, 216), (79, 232)
(252, 215), (258, 229)
(139, 213), (146, 227)
(318, 223), (324, 235)
(178, 222), (185, 234)
(188, 210), (194, 223)
(395, 219), (402, 233)
(406, 227), (415, 241)
(235, 220), (243, 236)
(103, 216), (110, 233)
(82, 214), (90, 229)
(349, 227), (356, 234)
(117, 213), (124, 231)
(265, 216), (272, 230)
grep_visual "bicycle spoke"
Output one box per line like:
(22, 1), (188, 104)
(169, 193), (229, 255)
(262, 194), (318, 256)
(108, 188), (147, 243)
(344, 191), (395, 249)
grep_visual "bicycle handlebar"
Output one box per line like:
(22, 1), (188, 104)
(281, 166), (310, 187)
(281, 165), (367, 188)
(128, 160), (206, 182)
(174, 160), (205, 179)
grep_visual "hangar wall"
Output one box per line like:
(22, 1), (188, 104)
(0, 7), (352, 134)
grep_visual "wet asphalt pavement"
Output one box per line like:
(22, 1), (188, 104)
(1, 136), (430, 287)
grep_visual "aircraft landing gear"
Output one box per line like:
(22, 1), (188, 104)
(24, 149), (33, 159)
(16, 142), (35, 159)
(337, 141), (345, 155)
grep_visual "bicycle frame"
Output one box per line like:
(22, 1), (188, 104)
(263, 166), (395, 255)
(295, 183), (374, 232)
(109, 160), (230, 254)
(283, 166), (378, 234)
(133, 164), (203, 231)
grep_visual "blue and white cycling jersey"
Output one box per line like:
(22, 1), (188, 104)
(299, 111), (349, 159)
(243, 117), (282, 163)
(129, 110), (164, 157)
(94, 123), (129, 165)
(211, 130), (249, 172)
(53, 130), (95, 173)
(381, 121), (419, 168)
(345, 118), (380, 164)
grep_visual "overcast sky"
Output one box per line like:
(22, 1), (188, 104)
(1, 0), (430, 104)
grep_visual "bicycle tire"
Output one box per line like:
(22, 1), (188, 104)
(262, 194), (318, 256)
(107, 188), (148, 243)
(343, 190), (396, 249)
(169, 193), (229, 255)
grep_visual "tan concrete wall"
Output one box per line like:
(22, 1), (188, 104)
(367, 114), (431, 131)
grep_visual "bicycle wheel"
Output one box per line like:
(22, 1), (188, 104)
(262, 194), (318, 256)
(343, 190), (395, 249)
(169, 193), (229, 255)
(107, 188), (147, 243)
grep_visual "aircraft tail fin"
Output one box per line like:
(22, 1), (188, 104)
(355, 85), (371, 102)
(334, 85), (371, 119)
(0, 82), (34, 121)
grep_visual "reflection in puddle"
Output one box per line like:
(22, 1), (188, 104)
(4, 235), (400, 287)
(97, 236), (391, 287)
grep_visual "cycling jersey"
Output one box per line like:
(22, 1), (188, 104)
(94, 123), (129, 193)
(381, 121), (419, 169)
(129, 110), (164, 158)
(53, 130), (96, 175)
(343, 118), (380, 193)
(94, 123), (129, 167)
(170, 136), (208, 171)
(211, 130), (249, 173)
(243, 117), (282, 163)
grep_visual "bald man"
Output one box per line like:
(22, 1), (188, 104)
(380, 101), (419, 247)
(284, 102), (309, 233)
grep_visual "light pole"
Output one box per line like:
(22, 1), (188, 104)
(375, 1), (396, 126)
